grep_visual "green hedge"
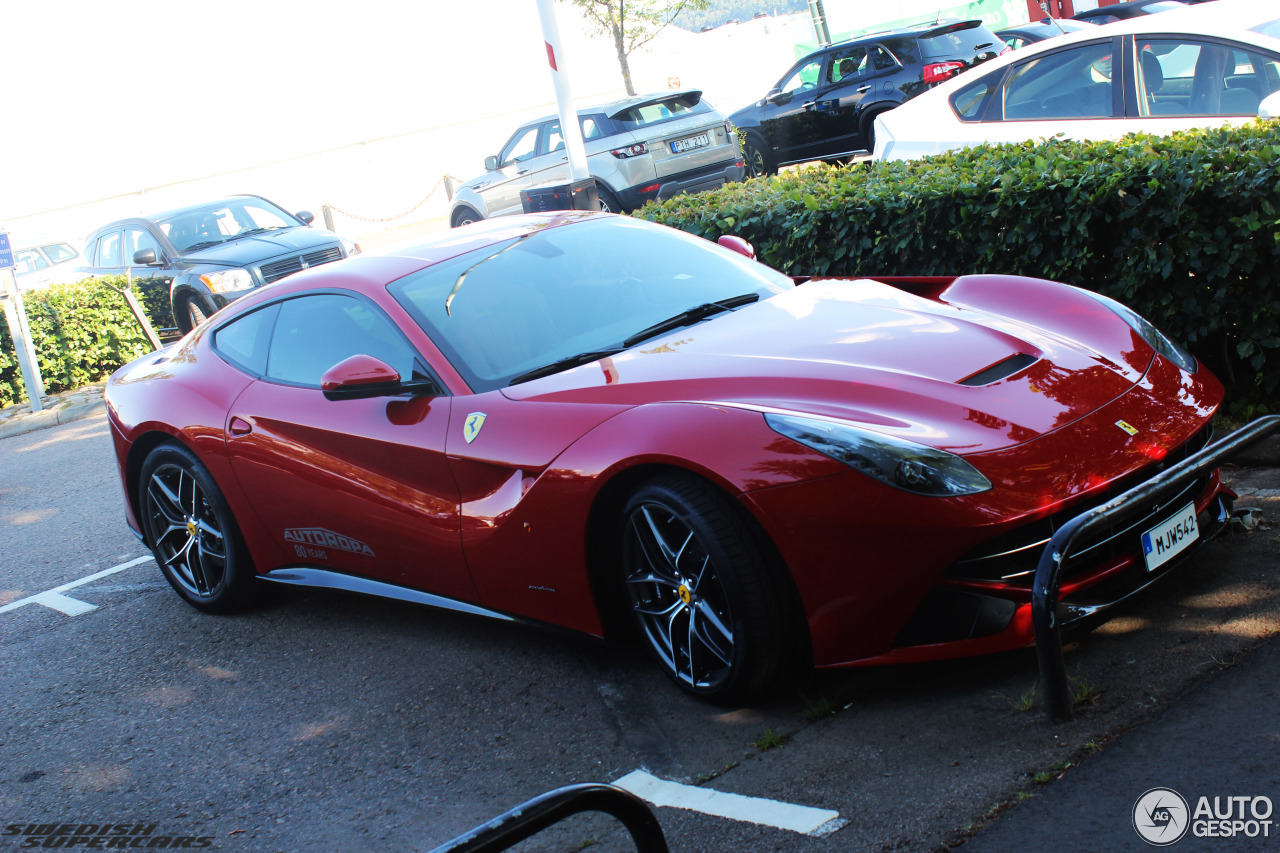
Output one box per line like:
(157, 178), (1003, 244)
(638, 121), (1280, 416)
(0, 276), (173, 408)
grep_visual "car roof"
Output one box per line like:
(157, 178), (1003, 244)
(906, 0), (1279, 99)
(519, 89), (709, 128)
(798, 18), (988, 57)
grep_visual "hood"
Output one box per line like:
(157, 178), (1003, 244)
(502, 280), (1149, 455)
(179, 227), (341, 267)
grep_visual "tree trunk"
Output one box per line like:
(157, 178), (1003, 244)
(610, 3), (636, 95)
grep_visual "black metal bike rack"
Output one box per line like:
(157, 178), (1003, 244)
(1033, 415), (1279, 721)
(428, 783), (669, 853)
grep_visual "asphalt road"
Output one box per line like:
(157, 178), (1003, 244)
(2, 412), (1278, 853)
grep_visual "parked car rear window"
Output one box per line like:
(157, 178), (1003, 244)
(612, 95), (710, 130)
(1249, 18), (1280, 41)
(919, 23), (1000, 58)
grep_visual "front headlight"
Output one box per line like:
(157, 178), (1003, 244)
(1078, 289), (1197, 374)
(199, 268), (254, 294)
(765, 413), (992, 497)
(341, 237), (362, 257)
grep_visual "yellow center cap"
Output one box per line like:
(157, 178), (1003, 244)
(187, 520), (198, 538)
(677, 584), (692, 605)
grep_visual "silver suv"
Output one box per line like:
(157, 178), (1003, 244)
(449, 90), (743, 226)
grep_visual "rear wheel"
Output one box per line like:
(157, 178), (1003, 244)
(595, 185), (623, 214)
(742, 134), (772, 178)
(619, 473), (787, 703)
(139, 443), (257, 613)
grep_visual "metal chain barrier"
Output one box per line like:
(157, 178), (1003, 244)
(324, 174), (464, 224)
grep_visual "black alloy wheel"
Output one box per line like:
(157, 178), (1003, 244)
(620, 474), (786, 702)
(139, 443), (256, 613)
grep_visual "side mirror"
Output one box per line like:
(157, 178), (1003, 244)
(484, 155), (500, 171)
(295, 210), (315, 225)
(765, 88), (789, 105)
(132, 248), (162, 266)
(717, 235), (756, 260)
(1259, 91), (1280, 119)
(322, 355), (405, 401)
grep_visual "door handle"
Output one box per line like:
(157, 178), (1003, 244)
(802, 101), (816, 110)
(229, 416), (253, 436)
(857, 85), (871, 94)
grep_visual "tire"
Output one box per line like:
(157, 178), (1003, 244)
(451, 207), (483, 228)
(595, 185), (623, 214)
(619, 473), (787, 703)
(742, 134), (773, 178)
(176, 295), (209, 334)
(138, 443), (257, 614)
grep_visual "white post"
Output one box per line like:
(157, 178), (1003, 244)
(1, 267), (45, 412)
(534, 0), (590, 184)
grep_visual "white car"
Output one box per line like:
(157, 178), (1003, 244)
(12, 241), (87, 291)
(448, 90), (743, 226)
(873, 0), (1280, 162)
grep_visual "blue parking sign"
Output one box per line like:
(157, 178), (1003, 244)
(0, 232), (13, 269)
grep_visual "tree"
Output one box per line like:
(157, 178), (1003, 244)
(559, 0), (708, 96)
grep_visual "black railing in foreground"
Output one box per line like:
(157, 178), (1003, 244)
(429, 783), (669, 853)
(1033, 415), (1280, 722)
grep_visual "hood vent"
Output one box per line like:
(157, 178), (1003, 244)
(958, 353), (1037, 387)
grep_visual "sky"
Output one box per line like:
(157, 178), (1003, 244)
(1, 1), (620, 225)
(0, 0), (992, 241)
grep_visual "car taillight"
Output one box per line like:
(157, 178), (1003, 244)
(611, 143), (648, 159)
(923, 61), (967, 84)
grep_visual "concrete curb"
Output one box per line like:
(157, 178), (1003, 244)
(0, 389), (107, 440)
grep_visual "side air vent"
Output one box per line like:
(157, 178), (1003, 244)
(958, 353), (1038, 387)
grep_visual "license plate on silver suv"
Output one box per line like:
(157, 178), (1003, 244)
(669, 134), (710, 154)
(1140, 502), (1199, 572)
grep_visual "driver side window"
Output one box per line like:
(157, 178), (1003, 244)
(780, 61), (822, 96)
(498, 126), (540, 168)
(264, 294), (416, 387)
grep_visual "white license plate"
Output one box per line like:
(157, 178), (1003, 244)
(670, 134), (710, 154)
(1140, 502), (1199, 572)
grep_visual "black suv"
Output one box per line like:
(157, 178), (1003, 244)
(79, 195), (359, 334)
(730, 20), (1005, 174)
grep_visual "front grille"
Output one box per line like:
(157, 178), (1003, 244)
(259, 246), (344, 284)
(946, 423), (1215, 586)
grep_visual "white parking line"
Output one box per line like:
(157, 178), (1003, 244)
(614, 769), (847, 837)
(0, 555), (155, 616)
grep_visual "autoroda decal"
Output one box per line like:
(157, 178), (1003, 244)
(284, 527), (374, 557)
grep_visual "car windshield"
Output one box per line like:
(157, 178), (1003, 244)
(155, 198), (297, 252)
(388, 217), (793, 391)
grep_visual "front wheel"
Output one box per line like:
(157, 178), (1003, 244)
(452, 207), (483, 228)
(139, 443), (258, 613)
(619, 474), (787, 703)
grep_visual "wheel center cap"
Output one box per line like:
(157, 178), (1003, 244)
(186, 519), (198, 538)
(677, 584), (692, 605)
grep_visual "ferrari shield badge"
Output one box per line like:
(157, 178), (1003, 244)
(463, 412), (487, 444)
(1116, 420), (1139, 437)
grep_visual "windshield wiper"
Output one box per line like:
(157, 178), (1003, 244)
(508, 347), (627, 386)
(622, 293), (760, 348)
(182, 240), (225, 252)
